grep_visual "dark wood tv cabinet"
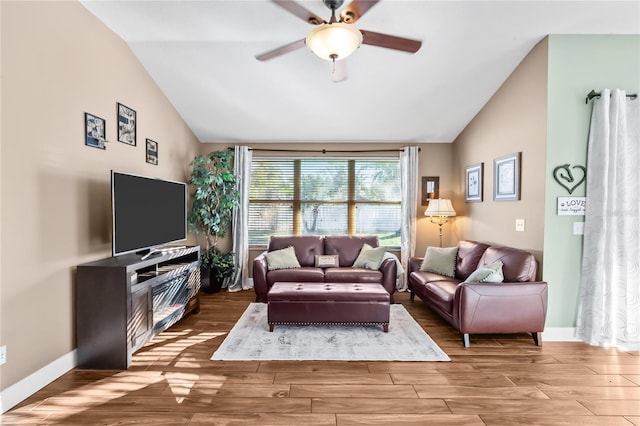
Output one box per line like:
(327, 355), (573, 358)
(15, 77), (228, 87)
(76, 246), (201, 369)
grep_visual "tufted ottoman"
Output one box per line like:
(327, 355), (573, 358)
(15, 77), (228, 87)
(267, 282), (390, 332)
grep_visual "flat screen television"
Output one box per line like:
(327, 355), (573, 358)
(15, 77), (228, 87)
(111, 171), (187, 257)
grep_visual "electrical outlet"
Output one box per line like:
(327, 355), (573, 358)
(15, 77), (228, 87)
(515, 219), (525, 232)
(0, 345), (6, 365)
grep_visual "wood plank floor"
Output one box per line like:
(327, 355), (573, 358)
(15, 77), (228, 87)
(3, 290), (639, 425)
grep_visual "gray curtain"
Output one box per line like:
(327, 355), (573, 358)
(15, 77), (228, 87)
(576, 89), (639, 351)
(399, 146), (419, 291)
(229, 145), (253, 292)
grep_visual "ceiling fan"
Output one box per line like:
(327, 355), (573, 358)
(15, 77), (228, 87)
(256, 0), (422, 82)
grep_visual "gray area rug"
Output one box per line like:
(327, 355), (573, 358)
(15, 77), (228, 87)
(211, 303), (450, 361)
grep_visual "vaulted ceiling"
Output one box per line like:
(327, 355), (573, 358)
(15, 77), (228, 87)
(81, 1), (639, 143)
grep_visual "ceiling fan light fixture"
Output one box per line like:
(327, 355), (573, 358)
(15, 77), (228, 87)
(305, 22), (363, 61)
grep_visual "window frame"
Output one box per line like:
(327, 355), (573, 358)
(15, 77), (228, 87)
(249, 156), (401, 248)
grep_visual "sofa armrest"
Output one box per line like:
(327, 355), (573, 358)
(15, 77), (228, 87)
(253, 251), (269, 302)
(453, 281), (548, 334)
(408, 257), (422, 274)
(379, 258), (397, 295)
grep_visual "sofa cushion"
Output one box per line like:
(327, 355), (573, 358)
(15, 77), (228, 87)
(478, 246), (537, 282)
(353, 244), (387, 270)
(268, 236), (323, 267)
(455, 240), (491, 279)
(324, 235), (379, 266)
(464, 261), (504, 283)
(265, 246), (301, 270)
(409, 270), (452, 287)
(420, 246), (458, 277)
(422, 281), (460, 315)
(267, 267), (325, 285)
(324, 267), (383, 283)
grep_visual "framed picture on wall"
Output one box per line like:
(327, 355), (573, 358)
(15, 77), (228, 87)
(494, 152), (521, 201)
(465, 163), (483, 202)
(421, 176), (440, 206)
(117, 102), (136, 146)
(146, 139), (158, 165)
(84, 112), (106, 150)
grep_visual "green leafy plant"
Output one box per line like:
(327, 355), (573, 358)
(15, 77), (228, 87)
(188, 149), (239, 290)
(205, 248), (235, 280)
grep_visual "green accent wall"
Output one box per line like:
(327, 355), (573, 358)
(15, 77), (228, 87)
(544, 35), (640, 327)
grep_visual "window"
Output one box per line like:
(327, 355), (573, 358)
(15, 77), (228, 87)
(249, 158), (401, 247)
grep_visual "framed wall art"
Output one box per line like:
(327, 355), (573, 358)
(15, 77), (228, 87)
(493, 152), (521, 201)
(465, 163), (483, 202)
(84, 112), (106, 150)
(421, 176), (440, 206)
(117, 102), (136, 146)
(146, 139), (158, 165)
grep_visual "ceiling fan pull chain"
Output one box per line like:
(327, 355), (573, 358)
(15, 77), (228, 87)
(330, 54), (337, 75)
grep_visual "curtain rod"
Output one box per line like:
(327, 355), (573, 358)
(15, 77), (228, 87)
(585, 89), (637, 104)
(248, 148), (418, 154)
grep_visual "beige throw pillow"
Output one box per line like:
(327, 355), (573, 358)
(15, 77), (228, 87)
(464, 261), (504, 283)
(265, 246), (301, 270)
(315, 254), (339, 268)
(419, 246), (458, 278)
(353, 243), (387, 270)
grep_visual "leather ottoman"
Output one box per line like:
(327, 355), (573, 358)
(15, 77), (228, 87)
(267, 282), (390, 332)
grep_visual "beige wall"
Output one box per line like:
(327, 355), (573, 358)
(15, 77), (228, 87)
(1, 0), (201, 392)
(451, 38), (548, 269)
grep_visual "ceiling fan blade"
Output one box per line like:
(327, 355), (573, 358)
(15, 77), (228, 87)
(331, 59), (348, 83)
(360, 30), (421, 53)
(256, 39), (306, 61)
(272, 0), (324, 25)
(340, 0), (380, 23)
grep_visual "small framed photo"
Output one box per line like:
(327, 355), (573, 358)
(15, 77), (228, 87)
(84, 112), (106, 149)
(421, 176), (440, 206)
(465, 163), (483, 202)
(494, 152), (521, 201)
(117, 102), (136, 146)
(146, 139), (158, 165)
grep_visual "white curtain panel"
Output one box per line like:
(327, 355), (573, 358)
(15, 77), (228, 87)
(399, 146), (419, 291)
(576, 89), (640, 351)
(229, 145), (253, 292)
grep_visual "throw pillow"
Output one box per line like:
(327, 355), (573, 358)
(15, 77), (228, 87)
(265, 246), (301, 271)
(464, 261), (504, 283)
(315, 254), (339, 268)
(353, 243), (387, 270)
(419, 246), (458, 277)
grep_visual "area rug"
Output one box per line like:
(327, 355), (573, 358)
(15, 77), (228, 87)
(211, 303), (450, 361)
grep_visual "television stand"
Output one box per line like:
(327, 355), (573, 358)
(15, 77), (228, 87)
(76, 246), (201, 369)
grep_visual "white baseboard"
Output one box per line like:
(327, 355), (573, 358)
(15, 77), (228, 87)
(542, 327), (580, 342)
(1, 350), (77, 414)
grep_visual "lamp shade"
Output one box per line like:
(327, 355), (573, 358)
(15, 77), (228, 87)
(306, 22), (363, 61)
(425, 199), (456, 217)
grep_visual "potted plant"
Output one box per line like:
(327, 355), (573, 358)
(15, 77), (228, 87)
(188, 149), (239, 293)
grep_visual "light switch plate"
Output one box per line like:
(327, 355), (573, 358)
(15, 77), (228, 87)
(515, 219), (525, 232)
(0, 345), (6, 365)
(573, 222), (585, 235)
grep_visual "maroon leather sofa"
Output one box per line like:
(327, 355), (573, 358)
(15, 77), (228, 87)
(408, 240), (548, 347)
(253, 235), (397, 303)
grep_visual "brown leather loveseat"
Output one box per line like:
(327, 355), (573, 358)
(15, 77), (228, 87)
(254, 235), (397, 303)
(408, 240), (548, 347)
